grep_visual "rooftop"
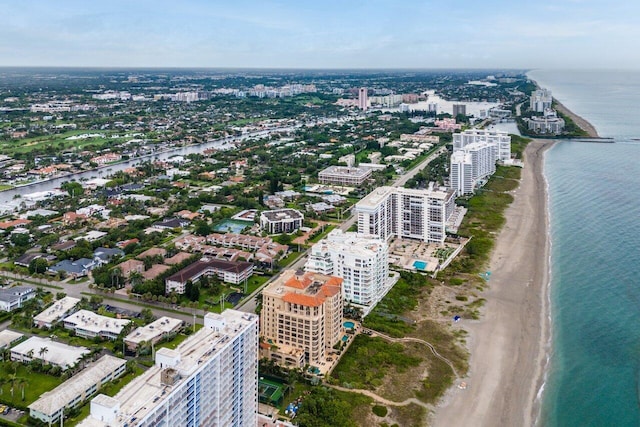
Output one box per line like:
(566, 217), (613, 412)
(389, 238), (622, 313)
(166, 258), (253, 283)
(0, 330), (23, 349)
(0, 286), (35, 304)
(260, 208), (304, 222)
(124, 316), (183, 346)
(79, 310), (257, 427)
(319, 165), (373, 178)
(33, 296), (81, 325)
(28, 355), (126, 417)
(11, 336), (90, 368)
(265, 270), (342, 307)
(64, 310), (132, 335)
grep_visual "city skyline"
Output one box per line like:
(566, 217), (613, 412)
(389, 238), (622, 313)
(1, 0), (639, 69)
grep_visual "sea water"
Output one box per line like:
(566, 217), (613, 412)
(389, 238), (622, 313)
(529, 70), (640, 427)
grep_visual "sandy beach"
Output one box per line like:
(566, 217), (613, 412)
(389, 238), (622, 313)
(431, 139), (554, 427)
(553, 99), (599, 138)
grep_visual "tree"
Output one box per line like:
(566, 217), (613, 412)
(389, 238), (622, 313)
(140, 308), (155, 324)
(61, 181), (84, 198)
(193, 220), (211, 236)
(29, 257), (49, 274)
(56, 292), (67, 300)
(39, 346), (49, 359)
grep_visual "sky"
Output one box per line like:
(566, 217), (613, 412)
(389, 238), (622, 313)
(1, 0), (638, 69)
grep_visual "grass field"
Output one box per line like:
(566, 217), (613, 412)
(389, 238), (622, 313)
(0, 129), (132, 156)
(0, 362), (63, 407)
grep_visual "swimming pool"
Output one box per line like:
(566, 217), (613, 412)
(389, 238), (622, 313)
(343, 321), (355, 329)
(413, 260), (427, 270)
(342, 335), (349, 342)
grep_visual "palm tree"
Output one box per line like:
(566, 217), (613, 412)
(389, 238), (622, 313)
(38, 346), (49, 359)
(19, 378), (28, 401)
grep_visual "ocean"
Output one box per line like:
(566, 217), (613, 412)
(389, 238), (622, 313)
(528, 70), (640, 426)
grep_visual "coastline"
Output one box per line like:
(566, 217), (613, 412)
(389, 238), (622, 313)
(431, 139), (554, 427)
(552, 99), (599, 138)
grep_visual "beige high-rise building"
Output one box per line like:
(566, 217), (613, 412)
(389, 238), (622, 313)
(260, 270), (343, 368)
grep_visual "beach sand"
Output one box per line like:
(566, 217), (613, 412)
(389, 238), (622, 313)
(553, 100), (599, 138)
(431, 139), (553, 427)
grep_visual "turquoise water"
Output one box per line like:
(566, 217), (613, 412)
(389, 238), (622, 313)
(343, 321), (355, 329)
(529, 70), (640, 426)
(413, 260), (427, 270)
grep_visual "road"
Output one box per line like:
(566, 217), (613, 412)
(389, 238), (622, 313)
(1, 271), (202, 325)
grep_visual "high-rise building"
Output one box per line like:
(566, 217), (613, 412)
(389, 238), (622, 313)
(260, 270), (343, 368)
(452, 103), (467, 117)
(355, 186), (456, 244)
(449, 142), (497, 196)
(530, 89), (553, 112)
(449, 151), (474, 197)
(358, 87), (368, 111)
(452, 129), (511, 161)
(305, 230), (392, 315)
(81, 310), (259, 427)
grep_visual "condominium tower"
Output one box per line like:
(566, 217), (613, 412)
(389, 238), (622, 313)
(305, 230), (391, 315)
(81, 310), (259, 427)
(452, 129), (511, 161)
(449, 141), (497, 197)
(354, 186), (456, 244)
(260, 270), (343, 367)
(358, 87), (368, 111)
(530, 89), (553, 113)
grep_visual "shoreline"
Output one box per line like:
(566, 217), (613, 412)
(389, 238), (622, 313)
(431, 139), (554, 427)
(552, 99), (600, 138)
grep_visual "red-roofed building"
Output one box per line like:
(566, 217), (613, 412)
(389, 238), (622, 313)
(0, 219), (31, 230)
(260, 270), (343, 367)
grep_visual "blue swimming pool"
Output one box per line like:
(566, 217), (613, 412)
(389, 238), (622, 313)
(342, 335), (349, 342)
(413, 260), (427, 270)
(343, 321), (355, 329)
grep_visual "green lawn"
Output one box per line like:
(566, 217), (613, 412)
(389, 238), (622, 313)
(0, 129), (135, 156)
(0, 362), (64, 408)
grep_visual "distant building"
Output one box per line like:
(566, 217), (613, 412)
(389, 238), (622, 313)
(530, 89), (553, 112)
(355, 186), (456, 244)
(452, 104), (467, 117)
(261, 270), (343, 367)
(527, 110), (566, 134)
(318, 165), (373, 187)
(306, 230), (393, 314)
(81, 310), (258, 427)
(260, 209), (304, 234)
(452, 129), (512, 162)
(165, 258), (254, 294)
(0, 286), (36, 312)
(358, 87), (368, 111)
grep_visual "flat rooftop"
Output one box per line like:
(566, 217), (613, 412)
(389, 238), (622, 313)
(261, 209), (303, 221)
(64, 310), (131, 335)
(319, 165), (373, 178)
(356, 186), (452, 210)
(33, 296), (81, 325)
(11, 336), (89, 368)
(124, 316), (183, 346)
(28, 355), (126, 417)
(0, 329), (23, 349)
(80, 310), (257, 427)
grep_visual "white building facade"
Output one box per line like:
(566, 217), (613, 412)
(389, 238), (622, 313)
(530, 89), (553, 113)
(81, 310), (258, 427)
(449, 141), (497, 197)
(305, 230), (391, 314)
(355, 186), (455, 244)
(452, 129), (511, 162)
